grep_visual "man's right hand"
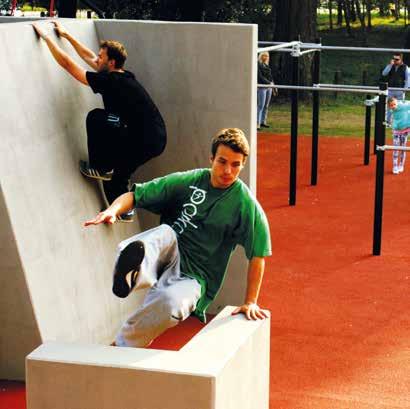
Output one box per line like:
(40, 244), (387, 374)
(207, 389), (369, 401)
(391, 59), (395, 65)
(52, 21), (68, 39)
(84, 210), (117, 227)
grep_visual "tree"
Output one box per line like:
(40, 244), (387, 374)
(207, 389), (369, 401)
(273, 0), (318, 88)
(328, 0), (334, 29)
(58, 0), (77, 17)
(366, 0), (372, 30)
(337, 0), (344, 25)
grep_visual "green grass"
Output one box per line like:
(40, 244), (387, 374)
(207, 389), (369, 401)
(317, 11), (409, 31)
(262, 101), (369, 137)
(262, 18), (409, 137)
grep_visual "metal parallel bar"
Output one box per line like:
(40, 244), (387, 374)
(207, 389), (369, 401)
(311, 38), (321, 186)
(376, 145), (410, 151)
(257, 41), (300, 53)
(258, 84), (386, 95)
(365, 96), (379, 106)
(373, 82), (388, 256)
(364, 94), (372, 166)
(318, 83), (408, 92)
(299, 49), (319, 56)
(289, 55), (299, 206)
(258, 41), (410, 53)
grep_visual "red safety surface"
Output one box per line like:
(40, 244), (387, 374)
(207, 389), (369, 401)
(2, 134), (410, 408)
(0, 381), (26, 409)
(258, 133), (410, 408)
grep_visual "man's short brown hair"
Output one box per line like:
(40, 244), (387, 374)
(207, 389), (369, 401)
(211, 128), (250, 159)
(100, 40), (127, 69)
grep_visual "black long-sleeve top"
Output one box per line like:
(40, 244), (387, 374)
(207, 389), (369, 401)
(258, 61), (273, 84)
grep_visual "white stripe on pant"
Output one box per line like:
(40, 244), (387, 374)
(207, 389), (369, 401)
(115, 224), (202, 348)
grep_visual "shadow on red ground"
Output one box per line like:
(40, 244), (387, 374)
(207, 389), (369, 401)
(2, 134), (410, 408)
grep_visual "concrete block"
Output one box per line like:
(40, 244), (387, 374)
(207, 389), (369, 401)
(0, 19), (257, 379)
(27, 306), (270, 409)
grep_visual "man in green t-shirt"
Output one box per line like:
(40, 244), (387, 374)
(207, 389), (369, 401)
(85, 128), (271, 347)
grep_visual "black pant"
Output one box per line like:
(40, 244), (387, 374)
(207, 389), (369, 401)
(86, 108), (166, 204)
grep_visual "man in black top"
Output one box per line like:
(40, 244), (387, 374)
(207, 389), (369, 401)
(381, 53), (409, 125)
(33, 22), (167, 220)
(382, 53), (409, 99)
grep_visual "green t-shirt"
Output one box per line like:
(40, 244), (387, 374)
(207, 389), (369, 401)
(133, 168), (271, 321)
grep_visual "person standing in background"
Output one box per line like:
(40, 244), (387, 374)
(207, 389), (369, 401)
(257, 52), (277, 131)
(382, 53), (409, 125)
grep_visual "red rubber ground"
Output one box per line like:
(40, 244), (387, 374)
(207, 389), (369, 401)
(2, 134), (410, 408)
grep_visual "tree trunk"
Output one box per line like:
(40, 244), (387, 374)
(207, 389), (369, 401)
(366, 0), (372, 30)
(58, 0), (77, 17)
(273, 0), (317, 93)
(177, 0), (205, 21)
(337, 0), (344, 24)
(342, 0), (353, 36)
(378, 0), (387, 16)
(354, 0), (367, 43)
(394, 0), (400, 20)
(350, 0), (357, 21)
(354, 0), (366, 29)
(328, 0), (333, 29)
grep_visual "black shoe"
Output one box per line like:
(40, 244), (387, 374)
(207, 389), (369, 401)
(261, 123), (270, 128)
(79, 160), (113, 181)
(113, 241), (145, 298)
(257, 127), (261, 131)
(117, 209), (135, 223)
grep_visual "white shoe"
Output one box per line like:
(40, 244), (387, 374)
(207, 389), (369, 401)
(398, 165), (404, 173)
(393, 166), (400, 174)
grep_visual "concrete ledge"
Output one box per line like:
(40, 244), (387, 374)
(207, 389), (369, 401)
(26, 306), (270, 409)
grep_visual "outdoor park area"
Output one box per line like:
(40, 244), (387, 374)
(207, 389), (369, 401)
(1, 1), (410, 409)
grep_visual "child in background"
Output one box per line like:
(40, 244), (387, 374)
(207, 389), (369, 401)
(387, 97), (410, 174)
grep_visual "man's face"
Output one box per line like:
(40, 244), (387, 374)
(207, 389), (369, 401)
(261, 54), (269, 64)
(393, 55), (402, 66)
(96, 48), (114, 72)
(210, 144), (245, 189)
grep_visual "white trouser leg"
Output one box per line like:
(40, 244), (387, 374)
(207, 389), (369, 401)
(114, 224), (201, 347)
(114, 224), (179, 289)
(400, 134), (408, 169)
(393, 133), (400, 170)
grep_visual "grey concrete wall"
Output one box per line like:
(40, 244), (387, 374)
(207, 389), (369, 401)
(94, 20), (258, 313)
(0, 16), (43, 23)
(0, 19), (257, 379)
(0, 20), (141, 379)
(26, 307), (270, 409)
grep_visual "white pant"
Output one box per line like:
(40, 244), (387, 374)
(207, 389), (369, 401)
(393, 131), (409, 170)
(115, 224), (202, 348)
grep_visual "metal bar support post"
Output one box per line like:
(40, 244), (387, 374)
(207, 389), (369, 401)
(372, 82), (388, 256)
(311, 38), (321, 186)
(289, 53), (299, 206)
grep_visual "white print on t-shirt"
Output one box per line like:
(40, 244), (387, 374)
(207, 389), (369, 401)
(172, 186), (207, 235)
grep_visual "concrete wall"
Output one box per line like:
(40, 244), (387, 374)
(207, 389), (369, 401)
(0, 19), (257, 379)
(0, 20), (140, 379)
(94, 20), (258, 313)
(26, 307), (270, 409)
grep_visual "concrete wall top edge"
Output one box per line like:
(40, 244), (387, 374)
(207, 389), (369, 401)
(94, 19), (257, 29)
(27, 307), (267, 377)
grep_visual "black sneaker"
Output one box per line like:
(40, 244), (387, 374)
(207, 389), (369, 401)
(79, 160), (113, 181)
(261, 123), (270, 128)
(117, 209), (135, 223)
(113, 241), (145, 298)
